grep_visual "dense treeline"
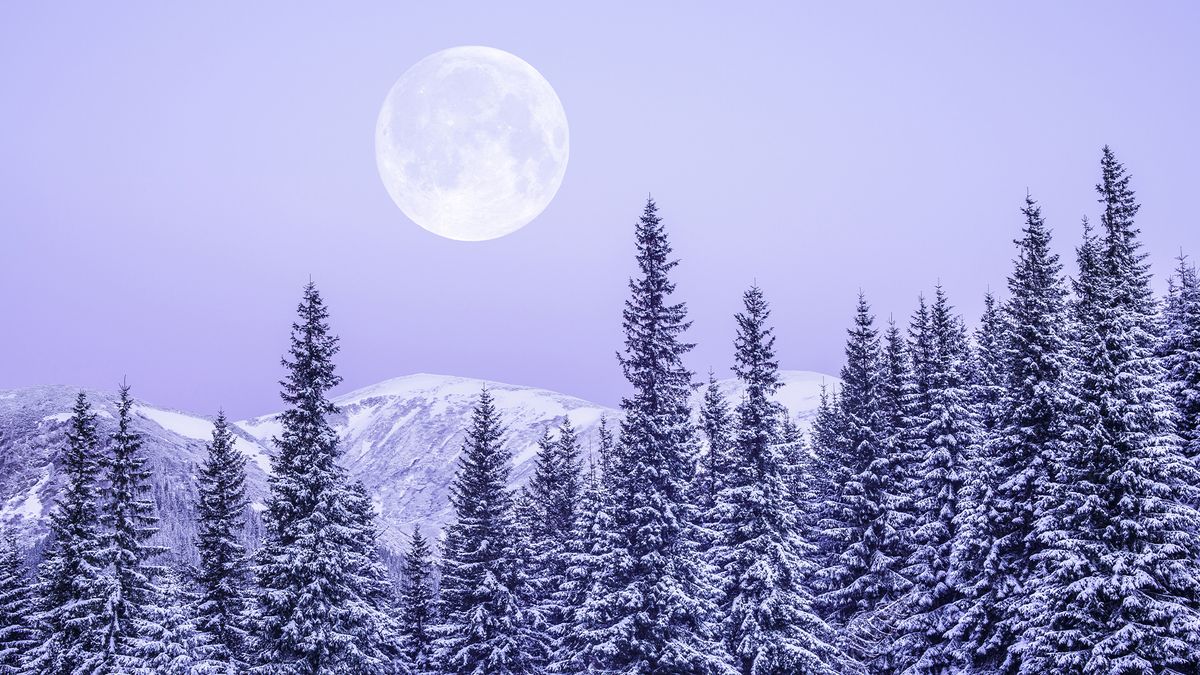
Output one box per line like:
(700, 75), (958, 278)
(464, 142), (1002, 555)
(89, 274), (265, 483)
(1, 147), (1198, 673)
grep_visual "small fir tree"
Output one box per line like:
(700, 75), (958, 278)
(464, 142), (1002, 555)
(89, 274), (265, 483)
(194, 411), (253, 670)
(398, 526), (436, 674)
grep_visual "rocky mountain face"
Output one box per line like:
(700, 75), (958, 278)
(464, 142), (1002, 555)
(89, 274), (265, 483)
(0, 371), (836, 561)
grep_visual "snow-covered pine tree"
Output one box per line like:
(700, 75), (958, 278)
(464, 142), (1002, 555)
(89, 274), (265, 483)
(777, 410), (822, 579)
(578, 198), (732, 674)
(871, 317), (920, 662)
(877, 317), (918, 462)
(139, 567), (202, 675)
(907, 295), (935, 411)
(253, 281), (399, 674)
(98, 382), (166, 670)
(1023, 147), (1200, 673)
(816, 294), (908, 671)
(514, 484), (550, 673)
(877, 316), (919, 531)
(526, 421), (583, 566)
(525, 418), (583, 659)
(0, 532), (36, 674)
(970, 292), (1007, 436)
(806, 383), (844, 565)
(809, 385), (843, 472)
(546, 460), (600, 675)
(948, 291), (1007, 638)
(693, 372), (735, 571)
(696, 371), (735, 514)
(342, 480), (404, 670)
(434, 388), (543, 674)
(398, 526), (435, 674)
(28, 392), (112, 674)
(775, 412), (805, 491)
(1163, 254), (1200, 483)
(952, 195), (1074, 671)
(715, 285), (847, 674)
(595, 415), (616, 484)
(1070, 215), (1103, 336)
(194, 411), (253, 671)
(550, 419), (617, 673)
(894, 285), (978, 673)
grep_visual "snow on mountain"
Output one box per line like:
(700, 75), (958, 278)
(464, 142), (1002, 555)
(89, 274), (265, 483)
(238, 373), (615, 550)
(0, 370), (834, 560)
(0, 386), (273, 563)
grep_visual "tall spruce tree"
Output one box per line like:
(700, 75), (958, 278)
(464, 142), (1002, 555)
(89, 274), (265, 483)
(817, 294), (909, 671)
(254, 281), (399, 674)
(1023, 148), (1200, 673)
(953, 196), (1074, 671)
(578, 198), (732, 674)
(398, 526), (435, 674)
(434, 389), (543, 673)
(895, 286), (978, 673)
(873, 317), (920, 666)
(715, 285), (846, 674)
(0, 532), (35, 674)
(28, 392), (112, 675)
(195, 411), (253, 671)
(949, 290), (1008, 637)
(99, 382), (167, 670)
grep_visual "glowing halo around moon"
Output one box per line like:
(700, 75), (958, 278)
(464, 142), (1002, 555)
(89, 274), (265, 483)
(375, 46), (569, 241)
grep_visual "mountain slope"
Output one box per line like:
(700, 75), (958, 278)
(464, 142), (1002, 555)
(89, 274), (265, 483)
(238, 373), (616, 549)
(0, 386), (273, 564)
(0, 371), (835, 559)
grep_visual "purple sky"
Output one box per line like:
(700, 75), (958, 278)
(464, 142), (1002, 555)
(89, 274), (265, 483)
(2, 2), (1198, 419)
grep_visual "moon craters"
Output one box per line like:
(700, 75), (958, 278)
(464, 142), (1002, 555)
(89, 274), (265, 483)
(376, 46), (569, 241)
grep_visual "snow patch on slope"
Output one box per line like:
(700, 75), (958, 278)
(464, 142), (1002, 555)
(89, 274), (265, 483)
(137, 406), (214, 440)
(1, 471), (50, 521)
(136, 406), (274, 475)
(235, 437), (273, 475)
(238, 373), (624, 545)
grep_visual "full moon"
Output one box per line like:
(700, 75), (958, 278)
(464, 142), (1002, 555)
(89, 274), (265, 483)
(375, 46), (569, 241)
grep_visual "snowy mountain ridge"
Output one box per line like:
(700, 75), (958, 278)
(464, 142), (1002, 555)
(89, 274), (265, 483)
(0, 370), (837, 558)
